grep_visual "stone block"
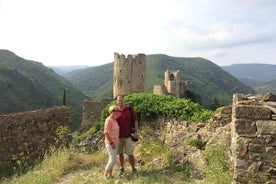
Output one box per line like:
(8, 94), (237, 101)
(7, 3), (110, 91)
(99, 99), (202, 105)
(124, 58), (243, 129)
(248, 153), (262, 161)
(233, 137), (249, 158)
(263, 93), (276, 102)
(247, 161), (262, 173)
(248, 143), (265, 153)
(234, 119), (257, 136)
(256, 120), (276, 134)
(234, 106), (271, 120)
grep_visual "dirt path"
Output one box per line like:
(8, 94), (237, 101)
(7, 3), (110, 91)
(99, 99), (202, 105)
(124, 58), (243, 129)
(55, 169), (95, 184)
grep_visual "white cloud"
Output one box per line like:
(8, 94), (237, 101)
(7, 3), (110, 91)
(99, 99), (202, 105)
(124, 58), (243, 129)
(0, 0), (276, 66)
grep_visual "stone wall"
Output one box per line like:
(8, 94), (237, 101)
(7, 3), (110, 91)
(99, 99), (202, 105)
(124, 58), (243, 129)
(231, 94), (276, 184)
(82, 99), (113, 123)
(0, 106), (71, 168)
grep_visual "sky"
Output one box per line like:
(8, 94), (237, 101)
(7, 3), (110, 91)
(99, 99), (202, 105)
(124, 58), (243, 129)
(0, 0), (276, 67)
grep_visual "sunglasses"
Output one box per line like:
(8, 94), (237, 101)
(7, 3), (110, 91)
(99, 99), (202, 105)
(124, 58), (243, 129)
(112, 109), (119, 112)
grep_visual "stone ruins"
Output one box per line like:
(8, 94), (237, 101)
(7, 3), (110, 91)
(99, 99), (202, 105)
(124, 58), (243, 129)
(0, 106), (71, 172)
(231, 93), (276, 183)
(153, 69), (189, 97)
(113, 52), (146, 98)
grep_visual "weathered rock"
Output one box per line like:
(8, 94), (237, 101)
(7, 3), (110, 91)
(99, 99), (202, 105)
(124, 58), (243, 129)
(263, 93), (276, 102)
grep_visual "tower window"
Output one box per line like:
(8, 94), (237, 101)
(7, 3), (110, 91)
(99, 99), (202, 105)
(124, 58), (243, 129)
(169, 74), (174, 81)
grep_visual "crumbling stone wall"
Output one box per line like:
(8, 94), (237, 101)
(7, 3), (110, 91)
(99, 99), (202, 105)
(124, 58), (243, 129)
(113, 52), (146, 98)
(82, 98), (113, 122)
(0, 106), (70, 167)
(231, 94), (276, 184)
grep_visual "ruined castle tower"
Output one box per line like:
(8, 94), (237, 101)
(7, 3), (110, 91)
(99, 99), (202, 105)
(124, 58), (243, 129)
(153, 69), (189, 98)
(113, 52), (146, 98)
(165, 70), (181, 97)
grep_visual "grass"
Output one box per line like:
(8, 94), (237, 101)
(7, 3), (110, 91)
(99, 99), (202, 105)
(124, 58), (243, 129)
(1, 126), (233, 184)
(205, 145), (233, 184)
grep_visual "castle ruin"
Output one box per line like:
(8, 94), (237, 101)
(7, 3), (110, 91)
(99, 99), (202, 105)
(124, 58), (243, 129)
(113, 52), (146, 98)
(153, 70), (189, 98)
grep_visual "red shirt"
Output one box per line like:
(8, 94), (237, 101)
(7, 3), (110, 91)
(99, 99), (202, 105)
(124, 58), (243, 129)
(116, 106), (137, 138)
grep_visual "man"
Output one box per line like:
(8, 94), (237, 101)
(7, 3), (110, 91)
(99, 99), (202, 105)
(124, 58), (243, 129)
(115, 95), (138, 175)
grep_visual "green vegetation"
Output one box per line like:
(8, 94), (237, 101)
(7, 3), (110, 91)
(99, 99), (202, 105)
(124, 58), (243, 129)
(187, 139), (206, 150)
(254, 79), (276, 94)
(0, 50), (257, 130)
(205, 145), (232, 184)
(0, 50), (91, 129)
(64, 54), (255, 109)
(77, 120), (104, 141)
(1, 93), (233, 184)
(1, 125), (192, 184)
(101, 93), (214, 124)
(1, 127), (233, 184)
(222, 64), (276, 83)
(1, 147), (105, 184)
(222, 64), (276, 94)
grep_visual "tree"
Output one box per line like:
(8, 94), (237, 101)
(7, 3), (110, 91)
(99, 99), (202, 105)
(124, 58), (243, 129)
(63, 89), (66, 106)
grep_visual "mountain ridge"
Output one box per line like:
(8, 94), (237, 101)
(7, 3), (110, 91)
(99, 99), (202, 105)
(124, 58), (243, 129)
(63, 54), (256, 109)
(221, 63), (276, 93)
(0, 49), (91, 129)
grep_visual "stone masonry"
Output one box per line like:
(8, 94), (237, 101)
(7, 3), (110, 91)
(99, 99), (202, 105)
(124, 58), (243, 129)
(0, 106), (71, 171)
(153, 70), (189, 98)
(82, 98), (113, 122)
(231, 93), (276, 184)
(113, 52), (146, 98)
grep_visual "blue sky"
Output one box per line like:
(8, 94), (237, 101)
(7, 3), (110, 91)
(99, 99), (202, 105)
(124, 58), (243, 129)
(0, 0), (275, 66)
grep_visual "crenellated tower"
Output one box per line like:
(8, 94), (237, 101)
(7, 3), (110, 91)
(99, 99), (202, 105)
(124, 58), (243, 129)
(113, 52), (146, 98)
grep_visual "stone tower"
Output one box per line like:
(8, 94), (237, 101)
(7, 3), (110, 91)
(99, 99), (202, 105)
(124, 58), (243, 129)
(164, 70), (181, 97)
(153, 69), (189, 98)
(113, 52), (146, 98)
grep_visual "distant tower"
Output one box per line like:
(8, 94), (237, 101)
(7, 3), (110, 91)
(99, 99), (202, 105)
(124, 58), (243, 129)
(153, 69), (189, 98)
(164, 70), (181, 97)
(113, 52), (146, 98)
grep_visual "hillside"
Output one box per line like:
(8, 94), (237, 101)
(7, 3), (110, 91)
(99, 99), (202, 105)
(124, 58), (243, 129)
(254, 79), (276, 94)
(49, 65), (90, 75)
(0, 50), (91, 129)
(221, 63), (276, 83)
(221, 63), (276, 93)
(64, 54), (255, 109)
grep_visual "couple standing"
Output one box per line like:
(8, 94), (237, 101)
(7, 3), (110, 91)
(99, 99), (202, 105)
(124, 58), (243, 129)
(103, 95), (139, 179)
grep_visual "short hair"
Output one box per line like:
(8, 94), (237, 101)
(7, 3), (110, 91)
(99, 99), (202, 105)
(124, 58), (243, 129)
(108, 105), (118, 114)
(115, 94), (125, 100)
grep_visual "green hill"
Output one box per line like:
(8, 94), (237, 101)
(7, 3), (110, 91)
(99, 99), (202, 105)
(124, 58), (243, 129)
(221, 64), (276, 82)
(0, 50), (91, 129)
(254, 79), (276, 94)
(64, 54), (255, 109)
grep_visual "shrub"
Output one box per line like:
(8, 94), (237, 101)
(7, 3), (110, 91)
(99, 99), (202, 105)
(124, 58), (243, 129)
(101, 93), (214, 124)
(187, 139), (206, 150)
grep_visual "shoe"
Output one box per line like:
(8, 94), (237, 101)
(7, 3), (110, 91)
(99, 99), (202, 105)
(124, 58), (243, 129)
(132, 168), (137, 174)
(104, 175), (113, 180)
(117, 168), (125, 176)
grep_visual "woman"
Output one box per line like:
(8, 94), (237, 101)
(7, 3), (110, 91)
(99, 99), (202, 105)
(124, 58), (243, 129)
(103, 105), (120, 179)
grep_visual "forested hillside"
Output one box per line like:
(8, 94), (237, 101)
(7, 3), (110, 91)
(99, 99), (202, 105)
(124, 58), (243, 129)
(221, 63), (276, 93)
(0, 50), (90, 129)
(254, 79), (276, 94)
(221, 64), (276, 82)
(64, 54), (255, 109)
